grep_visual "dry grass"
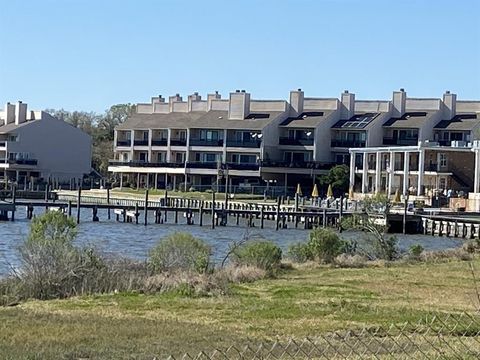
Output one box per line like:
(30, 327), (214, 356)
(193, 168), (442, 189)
(0, 257), (479, 359)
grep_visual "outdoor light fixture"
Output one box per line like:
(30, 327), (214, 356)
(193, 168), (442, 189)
(257, 134), (263, 139)
(306, 131), (312, 137)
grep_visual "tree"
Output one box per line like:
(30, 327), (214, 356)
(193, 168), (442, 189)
(318, 164), (349, 195)
(341, 193), (398, 260)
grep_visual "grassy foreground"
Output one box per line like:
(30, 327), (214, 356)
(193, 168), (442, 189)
(0, 259), (479, 359)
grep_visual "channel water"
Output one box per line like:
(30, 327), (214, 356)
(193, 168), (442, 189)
(0, 206), (465, 276)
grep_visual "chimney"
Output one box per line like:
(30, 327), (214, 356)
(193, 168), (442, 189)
(443, 90), (457, 119)
(340, 90), (355, 119)
(228, 90), (250, 120)
(289, 89), (304, 117)
(392, 88), (406, 117)
(15, 101), (27, 125)
(168, 93), (182, 112)
(207, 91), (221, 110)
(4, 102), (15, 124)
(151, 95), (165, 104)
(188, 92), (202, 112)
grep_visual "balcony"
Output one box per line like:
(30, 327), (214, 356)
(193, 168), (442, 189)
(2, 159), (39, 166)
(226, 163), (260, 171)
(331, 140), (366, 148)
(170, 138), (187, 146)
(108, 160), (184, 168)
(151, 139), (168, 146)
(133, 140), (149, 146)
(190, 139), (224, 147)
(186, 162), (218, 169)
(260, 160), (334, 170)
(226, 140), (261, 148)
(116, 140), (131, 147)
(279, 138), (314, 146)
(383, 137), (418, 146)
(0, 141), (6, 147)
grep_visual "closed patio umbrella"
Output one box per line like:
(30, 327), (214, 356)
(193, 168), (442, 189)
(311, 184), (319, 198)
(296, 183), (303, 197)
(327, 184), (334, 198)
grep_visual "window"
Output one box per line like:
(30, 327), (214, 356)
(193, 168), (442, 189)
(440, 153), (447, 168)
(175, 153), (185, 163)
(142, 131), (149, 140)
(7, 135), (18, 142)
(138, 152), (147, 162)
(450, 132), (463, 141)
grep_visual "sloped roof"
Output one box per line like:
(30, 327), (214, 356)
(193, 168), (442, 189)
(280, 111), (334, 128)
(383, 112), (434, 128)
(116, 110), (284, 131)
(332, 113), (380, 129)
(434, 113), (479, 131)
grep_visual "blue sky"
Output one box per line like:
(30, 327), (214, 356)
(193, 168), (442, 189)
(0, 0), (479, 112)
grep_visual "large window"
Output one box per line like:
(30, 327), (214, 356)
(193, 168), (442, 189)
(439, 153), (447, 168)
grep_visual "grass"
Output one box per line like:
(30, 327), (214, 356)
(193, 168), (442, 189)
(0, 258), (479, 359)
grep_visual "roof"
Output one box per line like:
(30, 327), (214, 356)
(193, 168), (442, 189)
(116, 110), (284, 131)
(280, 111), (333, 128)
(382, 112), (434, 128)
(332, 113), (380, 129)
(434, 113), (480, 131)
(0, 119), (39, 134)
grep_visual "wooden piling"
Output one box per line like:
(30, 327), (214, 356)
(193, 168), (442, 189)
(135, 203), (139, 224)
(260, 205), (264, 229)
(199, 200), (204, 226)
(211, 192), (216, 229)
(76, 187), (81, 224)
(107, 187), (111, 220)
(68, 200), (72, 217)
(144, 189), (149, 226)
(275, 197), (280, 231)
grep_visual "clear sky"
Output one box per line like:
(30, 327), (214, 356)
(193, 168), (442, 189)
(0, 0), (479, 113)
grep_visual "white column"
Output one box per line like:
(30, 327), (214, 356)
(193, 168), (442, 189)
(418, 149), (425, 196)
(166, 128), (172, 162)
(375, 151), (381, 193)
(403, 151), (410, 196)
(362, 152), (368, 193)
(147, 129), (152, 162)
(154, 173), (158, 190)
(223, 129), (228, 163)
(349, 151), (355, 189)
(474, 149), (480, 193)
(186, 128), (191, 163)
(130, 130), (135, 160)
(387, 151), (394, 196)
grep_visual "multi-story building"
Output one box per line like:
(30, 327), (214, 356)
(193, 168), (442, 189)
(349, 90), (480, 198)
(109, 89), (480, 197)
(0, 101), (92, 184)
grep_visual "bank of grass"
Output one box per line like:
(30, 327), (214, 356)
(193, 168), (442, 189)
(1, 258), (479, 359)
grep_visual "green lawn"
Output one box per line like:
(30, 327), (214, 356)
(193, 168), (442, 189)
(0, 259), (478, 359)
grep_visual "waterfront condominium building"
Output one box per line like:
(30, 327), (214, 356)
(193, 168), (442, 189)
(0, 101), (92, 184)
(109, 89), (480, 197)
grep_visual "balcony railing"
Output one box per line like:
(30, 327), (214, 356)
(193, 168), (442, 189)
(226, 140), (261, 148)
(116, 140), (131, 147)
(226, 163), (260, 171)
(186, 162), (218, 169)
(279, 138), (314, 146)
(0, 141), (6, 147)
(108, 160), (185, 168)
(170, 139), (187, 146)
(383, 137), (418, 146)
(133, 139), (149, 146)
(151, 139), (168, 146)
(260, 160), (334, 170)
(1, 159), (38, 165)
(331, 140), (366, 148)
(190, 139), (224, 147)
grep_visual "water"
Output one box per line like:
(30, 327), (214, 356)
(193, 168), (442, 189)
(0, 206), (466, 276)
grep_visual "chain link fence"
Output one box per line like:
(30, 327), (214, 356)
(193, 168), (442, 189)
(165, 312), (480, 359)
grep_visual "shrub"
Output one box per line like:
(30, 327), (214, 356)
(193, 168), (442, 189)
(334, 254), (367, 268)
(232, 241), (282, 273)
(420, 248), (472, 262)
(462, 240), (480, 254)
(409, 244), (424, 259)
(287, 243), (313, 263)
(216, 265), (267, 283)
(148, 232), (211, 274)
(308, 228), (344, 264)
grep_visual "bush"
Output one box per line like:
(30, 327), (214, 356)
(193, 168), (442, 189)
(334, 254), (367, 268)
(409, 244), (424, 259)
(308, 228), (344, 263)
(232, 241), (282, 274)
(287, 243), (313, 263)
(215, 265), (267, 284)
(148, 232), (211, 274)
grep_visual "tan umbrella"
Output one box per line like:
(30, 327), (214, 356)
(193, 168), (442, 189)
(394, 188), (401, 203)
(327, 184), (334, 198)
(311, 183), (319, 198)
(349, 186), (354, 199)
(296, 183), (303, 197)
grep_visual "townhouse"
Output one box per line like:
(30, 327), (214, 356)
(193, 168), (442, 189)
(0, 101), (92, 184)
(109, 89), (480, 197)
